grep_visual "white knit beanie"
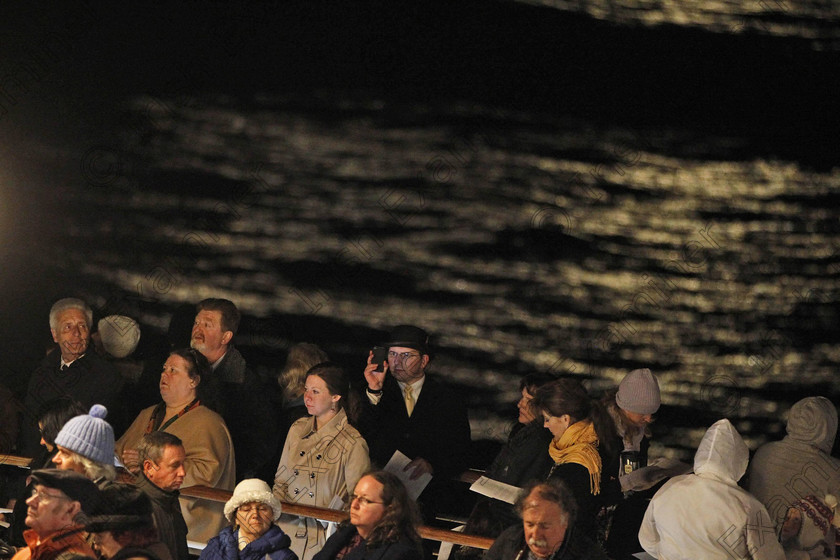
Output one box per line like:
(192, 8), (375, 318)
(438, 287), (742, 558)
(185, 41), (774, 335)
(224, 479), (283, 523)
(54, 404), (115, 465)
(98, 315), (141, 359)
(616, 368), (661, 415)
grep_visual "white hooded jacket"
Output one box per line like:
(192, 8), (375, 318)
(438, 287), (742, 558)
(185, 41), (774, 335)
(639, 419), (785, 560)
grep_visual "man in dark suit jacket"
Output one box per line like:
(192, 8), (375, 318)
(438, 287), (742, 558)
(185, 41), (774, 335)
(20, 298), (122, 457)
(358, 325), (471, 519)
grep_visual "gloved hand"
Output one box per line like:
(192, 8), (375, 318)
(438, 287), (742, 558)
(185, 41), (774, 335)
(619, 458), (692, 492)
(0, 538), (16, 560)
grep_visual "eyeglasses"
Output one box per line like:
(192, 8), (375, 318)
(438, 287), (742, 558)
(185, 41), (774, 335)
(30, 488), (71, 504)
(238, 503), (273, 514)
(388, 351), (420, 361)
(350, 494), (384, 507)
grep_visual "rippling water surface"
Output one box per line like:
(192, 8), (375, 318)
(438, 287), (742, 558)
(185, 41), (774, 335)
(39, 91), (837, 459)
(2, 1), (839, 462)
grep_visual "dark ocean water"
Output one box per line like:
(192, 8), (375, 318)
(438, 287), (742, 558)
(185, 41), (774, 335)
(1, 1), (839, 461)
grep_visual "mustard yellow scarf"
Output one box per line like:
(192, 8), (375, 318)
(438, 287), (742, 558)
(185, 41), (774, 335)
(548, 420), (602, 495)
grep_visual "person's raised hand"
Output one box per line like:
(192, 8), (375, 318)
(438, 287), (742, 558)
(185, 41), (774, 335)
(364, 350), (388, 391)
(403, 457), (433, 480)
(122, 448), (141, 474)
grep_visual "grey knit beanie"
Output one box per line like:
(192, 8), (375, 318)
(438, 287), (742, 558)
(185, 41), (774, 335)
(616, 368), (661, 415)
(54, 404), (115, 465)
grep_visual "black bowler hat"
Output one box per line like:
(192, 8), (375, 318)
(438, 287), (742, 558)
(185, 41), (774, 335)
(384, 325), (431, 354)
(30, 469), (100, 513)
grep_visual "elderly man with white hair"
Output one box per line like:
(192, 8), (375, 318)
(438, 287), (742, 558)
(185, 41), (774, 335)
(20, 298), (121, 457)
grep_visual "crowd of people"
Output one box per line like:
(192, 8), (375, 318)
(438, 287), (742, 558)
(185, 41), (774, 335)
(0, 296), (838, 560)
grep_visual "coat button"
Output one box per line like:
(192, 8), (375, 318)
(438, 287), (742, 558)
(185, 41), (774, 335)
(308, 492), (314, 497)
(310, 473), (315, 479)
(294, 488), (300, 494)
(316, 454), (322, 460)
(299, 451), (305, 456)
(294, 470), (299, 476)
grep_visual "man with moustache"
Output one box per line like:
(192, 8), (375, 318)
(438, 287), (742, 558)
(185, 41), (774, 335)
(359, 325), (471, 519)
(21, 299), (121, 457)
(11, 469), (100, 560)
(135, 431), (190, 560)
(189, 298), (275, 480)
(485, 480), (607, 560)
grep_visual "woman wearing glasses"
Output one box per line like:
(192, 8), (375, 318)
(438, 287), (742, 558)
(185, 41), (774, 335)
(314, 471), (423, 560)
(116, 348), (236, 544)
(273, 363), (371, 560)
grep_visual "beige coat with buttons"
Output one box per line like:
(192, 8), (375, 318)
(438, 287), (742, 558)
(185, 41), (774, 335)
(273, 408), (370, 560)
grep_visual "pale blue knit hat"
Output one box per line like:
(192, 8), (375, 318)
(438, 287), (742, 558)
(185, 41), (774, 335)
(54, 404), (115, 465)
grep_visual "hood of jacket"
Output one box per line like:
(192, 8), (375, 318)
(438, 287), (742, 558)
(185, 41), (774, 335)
(693, 418), (749, 483)
(785, 396), (838, 454)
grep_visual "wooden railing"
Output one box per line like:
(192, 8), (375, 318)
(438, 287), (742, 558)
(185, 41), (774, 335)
(181, 485), (494, 550)
(0, 455), (33, 469)
(0, 455), (494, 550)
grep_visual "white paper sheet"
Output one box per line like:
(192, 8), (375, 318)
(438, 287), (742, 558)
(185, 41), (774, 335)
(436, 524), (464, 560)
(469, 476), (522, 504)
(383, 450), (432, 501)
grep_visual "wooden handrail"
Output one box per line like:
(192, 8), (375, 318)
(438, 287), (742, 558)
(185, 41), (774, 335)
(0, 457), (494, 549)
(0, 455), (33, 468)
(180, 485), (495, 550)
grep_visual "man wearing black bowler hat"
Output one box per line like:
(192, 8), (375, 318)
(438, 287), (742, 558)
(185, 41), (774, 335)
(360, 325), (471, 518)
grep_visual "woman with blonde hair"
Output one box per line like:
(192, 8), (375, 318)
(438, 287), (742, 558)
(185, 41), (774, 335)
(278, 343), (330, 405)
(260, 343), (331, 484)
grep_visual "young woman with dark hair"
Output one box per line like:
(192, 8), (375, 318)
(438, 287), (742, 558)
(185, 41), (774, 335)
(273, 363), (370, 560)
(531, 378), (617, 539)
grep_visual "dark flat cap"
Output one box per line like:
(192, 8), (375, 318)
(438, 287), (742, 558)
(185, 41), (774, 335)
(30, 469), (100, 512)
(81, 483), (153, 533)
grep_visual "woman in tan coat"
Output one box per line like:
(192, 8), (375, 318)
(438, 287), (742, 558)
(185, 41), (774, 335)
(116, 348), (236, 544)
(273, 362), (371, 560)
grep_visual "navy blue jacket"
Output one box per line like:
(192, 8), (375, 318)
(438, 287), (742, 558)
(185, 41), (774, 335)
(200, 525), (298, 560)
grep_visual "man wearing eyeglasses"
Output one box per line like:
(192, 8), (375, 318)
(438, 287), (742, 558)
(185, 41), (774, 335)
(12, 469), (100, 560)
(360, 325), (471, 519)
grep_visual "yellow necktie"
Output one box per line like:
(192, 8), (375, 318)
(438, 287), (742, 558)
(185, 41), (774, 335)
(404, 384), (415, 417)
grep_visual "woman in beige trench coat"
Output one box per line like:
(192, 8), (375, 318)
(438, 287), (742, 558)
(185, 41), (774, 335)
(273, 362), (370, 560)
